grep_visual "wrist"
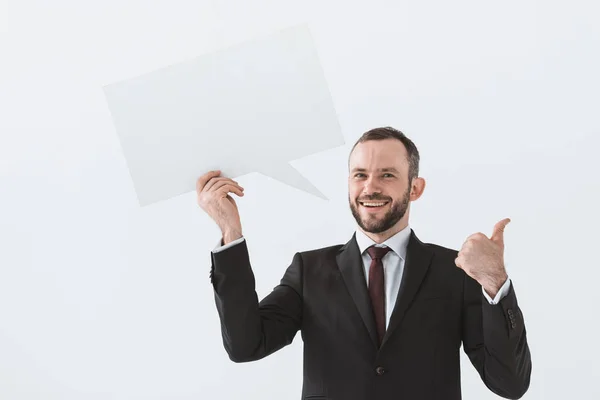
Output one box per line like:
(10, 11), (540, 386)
(222, 229), (242, 245)
(482, 272), (508, 297)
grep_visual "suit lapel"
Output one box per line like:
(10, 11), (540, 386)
(380, 229), (434, 348)
(336, 233), (379, 349)
(335, 229), (435, 350)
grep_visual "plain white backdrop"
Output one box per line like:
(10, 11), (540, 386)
(1, 0), (599, 399)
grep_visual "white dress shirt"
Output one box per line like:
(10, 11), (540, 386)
(212, 225), (512, 328)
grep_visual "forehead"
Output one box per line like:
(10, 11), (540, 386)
(349, 139), (408, 171)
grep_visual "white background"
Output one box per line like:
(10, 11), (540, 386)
(1, 0), (599, 399)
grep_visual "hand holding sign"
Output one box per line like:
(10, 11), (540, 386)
(196, 170), (244, 244)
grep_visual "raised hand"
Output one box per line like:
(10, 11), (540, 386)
(455, 218), (511, 297)
(196, 170), (245, 243)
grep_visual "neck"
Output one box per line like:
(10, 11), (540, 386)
(360, 221), (408, 244)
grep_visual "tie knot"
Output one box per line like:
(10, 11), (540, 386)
(367, 245), (392, 260)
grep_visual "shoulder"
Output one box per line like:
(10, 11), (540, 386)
(410, 230), (459, 260)
(297, 243), (345, 260)
(423, 241), (459, 259)
(416, 239), (468, 291)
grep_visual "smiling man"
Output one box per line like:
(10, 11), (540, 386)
(202, 126), (532, 400)
(348, 134), (416, 239)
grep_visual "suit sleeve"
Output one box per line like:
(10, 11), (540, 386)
(209, 238), (303, 362)
(461, 274), (532, 399)
(212, 236), (246, 253)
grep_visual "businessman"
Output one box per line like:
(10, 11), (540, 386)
(199, 127), (532, 400)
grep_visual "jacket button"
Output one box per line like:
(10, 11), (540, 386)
(375, 366), (386, 376)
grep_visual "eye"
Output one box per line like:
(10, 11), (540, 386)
(354, 173), (395, 178)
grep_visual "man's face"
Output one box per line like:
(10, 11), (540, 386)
(348, 139), (412, 234)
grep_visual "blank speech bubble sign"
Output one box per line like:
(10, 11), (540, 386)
(103, 24), (344, 207)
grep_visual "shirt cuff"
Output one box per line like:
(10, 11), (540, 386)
(212, 236), (245, 253)
(482, 277), (511, 305)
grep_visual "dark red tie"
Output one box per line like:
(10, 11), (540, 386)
(367, 245), (392, 346)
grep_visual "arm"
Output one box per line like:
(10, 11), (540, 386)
(462, 274), (532, 399)
(210, 238), (303, 362)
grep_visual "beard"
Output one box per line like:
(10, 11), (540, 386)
(349, 185), (411, 234)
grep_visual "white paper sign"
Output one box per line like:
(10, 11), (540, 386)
(103, 24), (344, 206)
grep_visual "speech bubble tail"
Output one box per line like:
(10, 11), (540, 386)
(258, 163), (328, 200)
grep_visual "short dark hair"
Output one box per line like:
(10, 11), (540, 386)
(349, 126), (420, 182)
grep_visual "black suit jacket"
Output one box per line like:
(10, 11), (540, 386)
(210, 229), (532, 400)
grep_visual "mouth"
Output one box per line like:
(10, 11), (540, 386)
(359, 201), (389, 211)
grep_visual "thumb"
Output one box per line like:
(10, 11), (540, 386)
(490, 218), (511, 246)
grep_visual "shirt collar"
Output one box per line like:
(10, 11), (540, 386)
(355, 224), (411, 262)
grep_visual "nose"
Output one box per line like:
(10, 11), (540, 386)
(362, 177), (383, 196)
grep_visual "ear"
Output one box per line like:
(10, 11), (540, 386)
(410, 177), (426, 200)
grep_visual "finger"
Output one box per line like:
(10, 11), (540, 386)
(208, 178), (244, 194)
(217, 183), (245, 197)
(197, 170), (221, 192)
(208, 180), (244, 195)
(491, 218), (511, 243)
(204, 176), (242, 193)
(466, 232), (487, 241)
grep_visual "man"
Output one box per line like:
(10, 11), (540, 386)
(198, 127), (532, 400)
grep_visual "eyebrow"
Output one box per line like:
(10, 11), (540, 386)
(351, 167), (399, 173)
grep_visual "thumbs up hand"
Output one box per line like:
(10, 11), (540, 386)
(455, 218), (511, 298)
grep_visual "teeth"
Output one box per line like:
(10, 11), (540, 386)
(362, 202), (387, 207)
